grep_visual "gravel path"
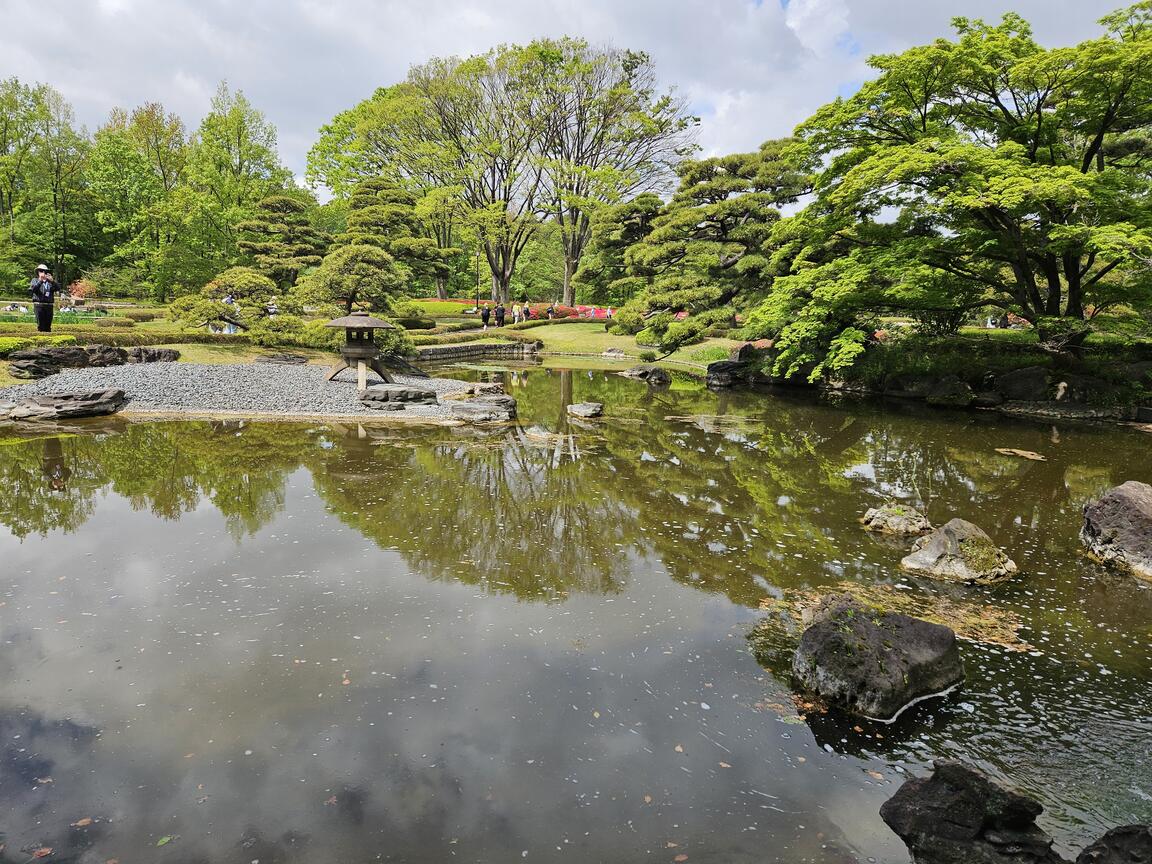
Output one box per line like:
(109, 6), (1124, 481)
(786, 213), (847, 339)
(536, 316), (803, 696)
(0, 363), (477, 419)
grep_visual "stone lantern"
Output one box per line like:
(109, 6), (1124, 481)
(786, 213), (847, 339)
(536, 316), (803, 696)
(324, 311), (396, 389)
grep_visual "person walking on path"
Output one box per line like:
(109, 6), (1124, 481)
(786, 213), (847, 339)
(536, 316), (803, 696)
(494, 303), (506, 327)
(29, 264), (57, 333)
(511, 302), (521, 324)
(480, 303), (491, 331)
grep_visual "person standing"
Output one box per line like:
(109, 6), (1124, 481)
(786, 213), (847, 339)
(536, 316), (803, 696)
(29, 264), (57, 333)
(494, 303), (506, 327)
(480, 303), (491, 331)
(512, 302), (522, 324)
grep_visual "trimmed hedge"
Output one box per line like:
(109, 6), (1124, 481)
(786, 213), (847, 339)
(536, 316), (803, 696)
(94, 317), (137, 327)
(0, 323), (250, 347)
(0, 334), (78, 357)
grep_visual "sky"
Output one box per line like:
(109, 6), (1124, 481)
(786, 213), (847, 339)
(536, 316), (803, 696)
(0, 0), (1117, 189)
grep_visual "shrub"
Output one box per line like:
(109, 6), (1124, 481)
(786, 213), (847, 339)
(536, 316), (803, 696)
(94, 317), (136, 328)
(123, 309), (159, 322)
(639, 350), (658, 363)
(0, 334), (78, 357)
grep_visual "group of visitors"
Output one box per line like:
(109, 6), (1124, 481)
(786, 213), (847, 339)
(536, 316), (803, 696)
(479, 302), (540, 330)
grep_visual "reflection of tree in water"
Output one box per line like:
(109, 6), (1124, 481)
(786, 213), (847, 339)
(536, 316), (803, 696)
(0, 422), (317, 540)
(310, 424), (635, 600)
(0, 434), (107, 539)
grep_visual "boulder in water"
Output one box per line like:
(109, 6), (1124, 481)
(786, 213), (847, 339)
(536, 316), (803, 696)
(861, 503), (932, 536)
(880, 761), (1067, 864)
(450, 394), (517, 422)
(791, 596), (964, 720)
(567, 401), (603, 418)
(1076, 825), (1152, 864)
(361, 384), (437, 406)
(1081, 481), (1152, 581)
(901, 518), (1018, 584)
(619, 365), (671, 387)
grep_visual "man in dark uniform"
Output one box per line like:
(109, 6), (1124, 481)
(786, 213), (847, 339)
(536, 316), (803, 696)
(29, 264), (56, 332)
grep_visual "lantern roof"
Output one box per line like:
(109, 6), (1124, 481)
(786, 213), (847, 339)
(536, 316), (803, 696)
(324, 311), (395, 329)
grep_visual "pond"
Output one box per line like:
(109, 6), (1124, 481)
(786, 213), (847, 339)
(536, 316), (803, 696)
(1, 365), (1150, 863)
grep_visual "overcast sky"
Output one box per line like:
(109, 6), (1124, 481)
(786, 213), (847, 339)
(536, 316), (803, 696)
(0, 0), (1116, 189)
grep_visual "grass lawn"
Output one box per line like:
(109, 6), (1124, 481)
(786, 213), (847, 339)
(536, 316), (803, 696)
(524, 321), (741, 366)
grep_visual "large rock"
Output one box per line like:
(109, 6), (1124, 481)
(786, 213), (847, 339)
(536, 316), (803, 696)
(884, 374), (937, 400)
(1076, 825), (1152, 864)
(84, 344), (129, 367)
(254, 352), (309, 365)
(601, 347), (628, 359)
(449, 394), (517, 422)
(996, 366), (1051, 402)
(861, 503), (932, 536)
(791, 596), (964, 720)
(901, 518), (1018, 584)
(360, 384), (437, 407)
(619, 365), (671, 387)
(126, 346), (180, 363)
(705, 360), (751, 388)
(7, 345), (93, 378)
(567, 401), (603, 418)
(1081, 481), (1152, 581)
(880, 761), (1067, 864)
(1, 389), (126, 421)
(926, 375), (975, 408)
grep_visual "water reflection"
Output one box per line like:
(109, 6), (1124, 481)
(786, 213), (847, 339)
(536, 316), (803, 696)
(0, 368), (1150, 862)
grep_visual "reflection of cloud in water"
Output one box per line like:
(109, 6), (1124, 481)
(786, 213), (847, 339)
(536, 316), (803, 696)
(0, 374), (1150, 859)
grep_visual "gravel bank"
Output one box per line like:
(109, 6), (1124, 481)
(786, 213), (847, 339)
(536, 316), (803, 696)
(0, 363), (478, 419)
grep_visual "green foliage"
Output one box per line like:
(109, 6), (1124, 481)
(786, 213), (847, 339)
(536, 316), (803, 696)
(638, 349), (657, 363)
(236, 194), (330, 290)
(291, 244), (409, 316)
(168, 266), (277, 331)
(0, 333), (77, 356)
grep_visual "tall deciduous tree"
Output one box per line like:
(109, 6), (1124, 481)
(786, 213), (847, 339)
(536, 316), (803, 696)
(536, 40), (697, 304)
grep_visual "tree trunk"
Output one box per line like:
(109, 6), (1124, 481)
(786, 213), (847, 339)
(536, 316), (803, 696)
(562, 256), (577, 307)
(435, 277), (447, 301)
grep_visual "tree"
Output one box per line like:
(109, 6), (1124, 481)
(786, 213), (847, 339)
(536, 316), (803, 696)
(535, 40), (697, 305)
(184, 83), (292, 274)
(611, 139), (809, 352)
(236, 194), (329, 290)
(168, 266), (277, 331)
(572, 192), (662, 306)
(752, 4), (1152, 372)
(336, 177), (457, 296)
(292, 244), (409, 315)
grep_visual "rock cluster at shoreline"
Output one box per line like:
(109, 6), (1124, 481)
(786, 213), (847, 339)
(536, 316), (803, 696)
(882, 762), (1152, 864)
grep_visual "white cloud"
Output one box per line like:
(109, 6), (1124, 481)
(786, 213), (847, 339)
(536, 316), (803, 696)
(0, 0), (1116, 182)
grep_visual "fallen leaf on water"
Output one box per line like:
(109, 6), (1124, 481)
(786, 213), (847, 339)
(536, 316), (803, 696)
(643, 794), (653, 804)
(673, 744), (684, 753)
(994, 448), (1046, 462)
(797, 757), (806, 763)
(674, 855), (689, 862)
(666, 842), (679, 848)
(718, 762), (732, 769)
(325, 796), (338, 805)
(156, 836), (175, 847)
(34, 777), (53, 784)
(852, 726), (863, 733)
(106, 859), (119, 864)
(866, 770), (884, 780)
(71, 818), (94, 827)
(33, 849), (53, 859)
(592, 711), (600, 719)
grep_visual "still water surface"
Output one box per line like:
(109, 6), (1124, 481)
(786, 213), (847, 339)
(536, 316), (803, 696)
(1, 366), (1150, 863)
